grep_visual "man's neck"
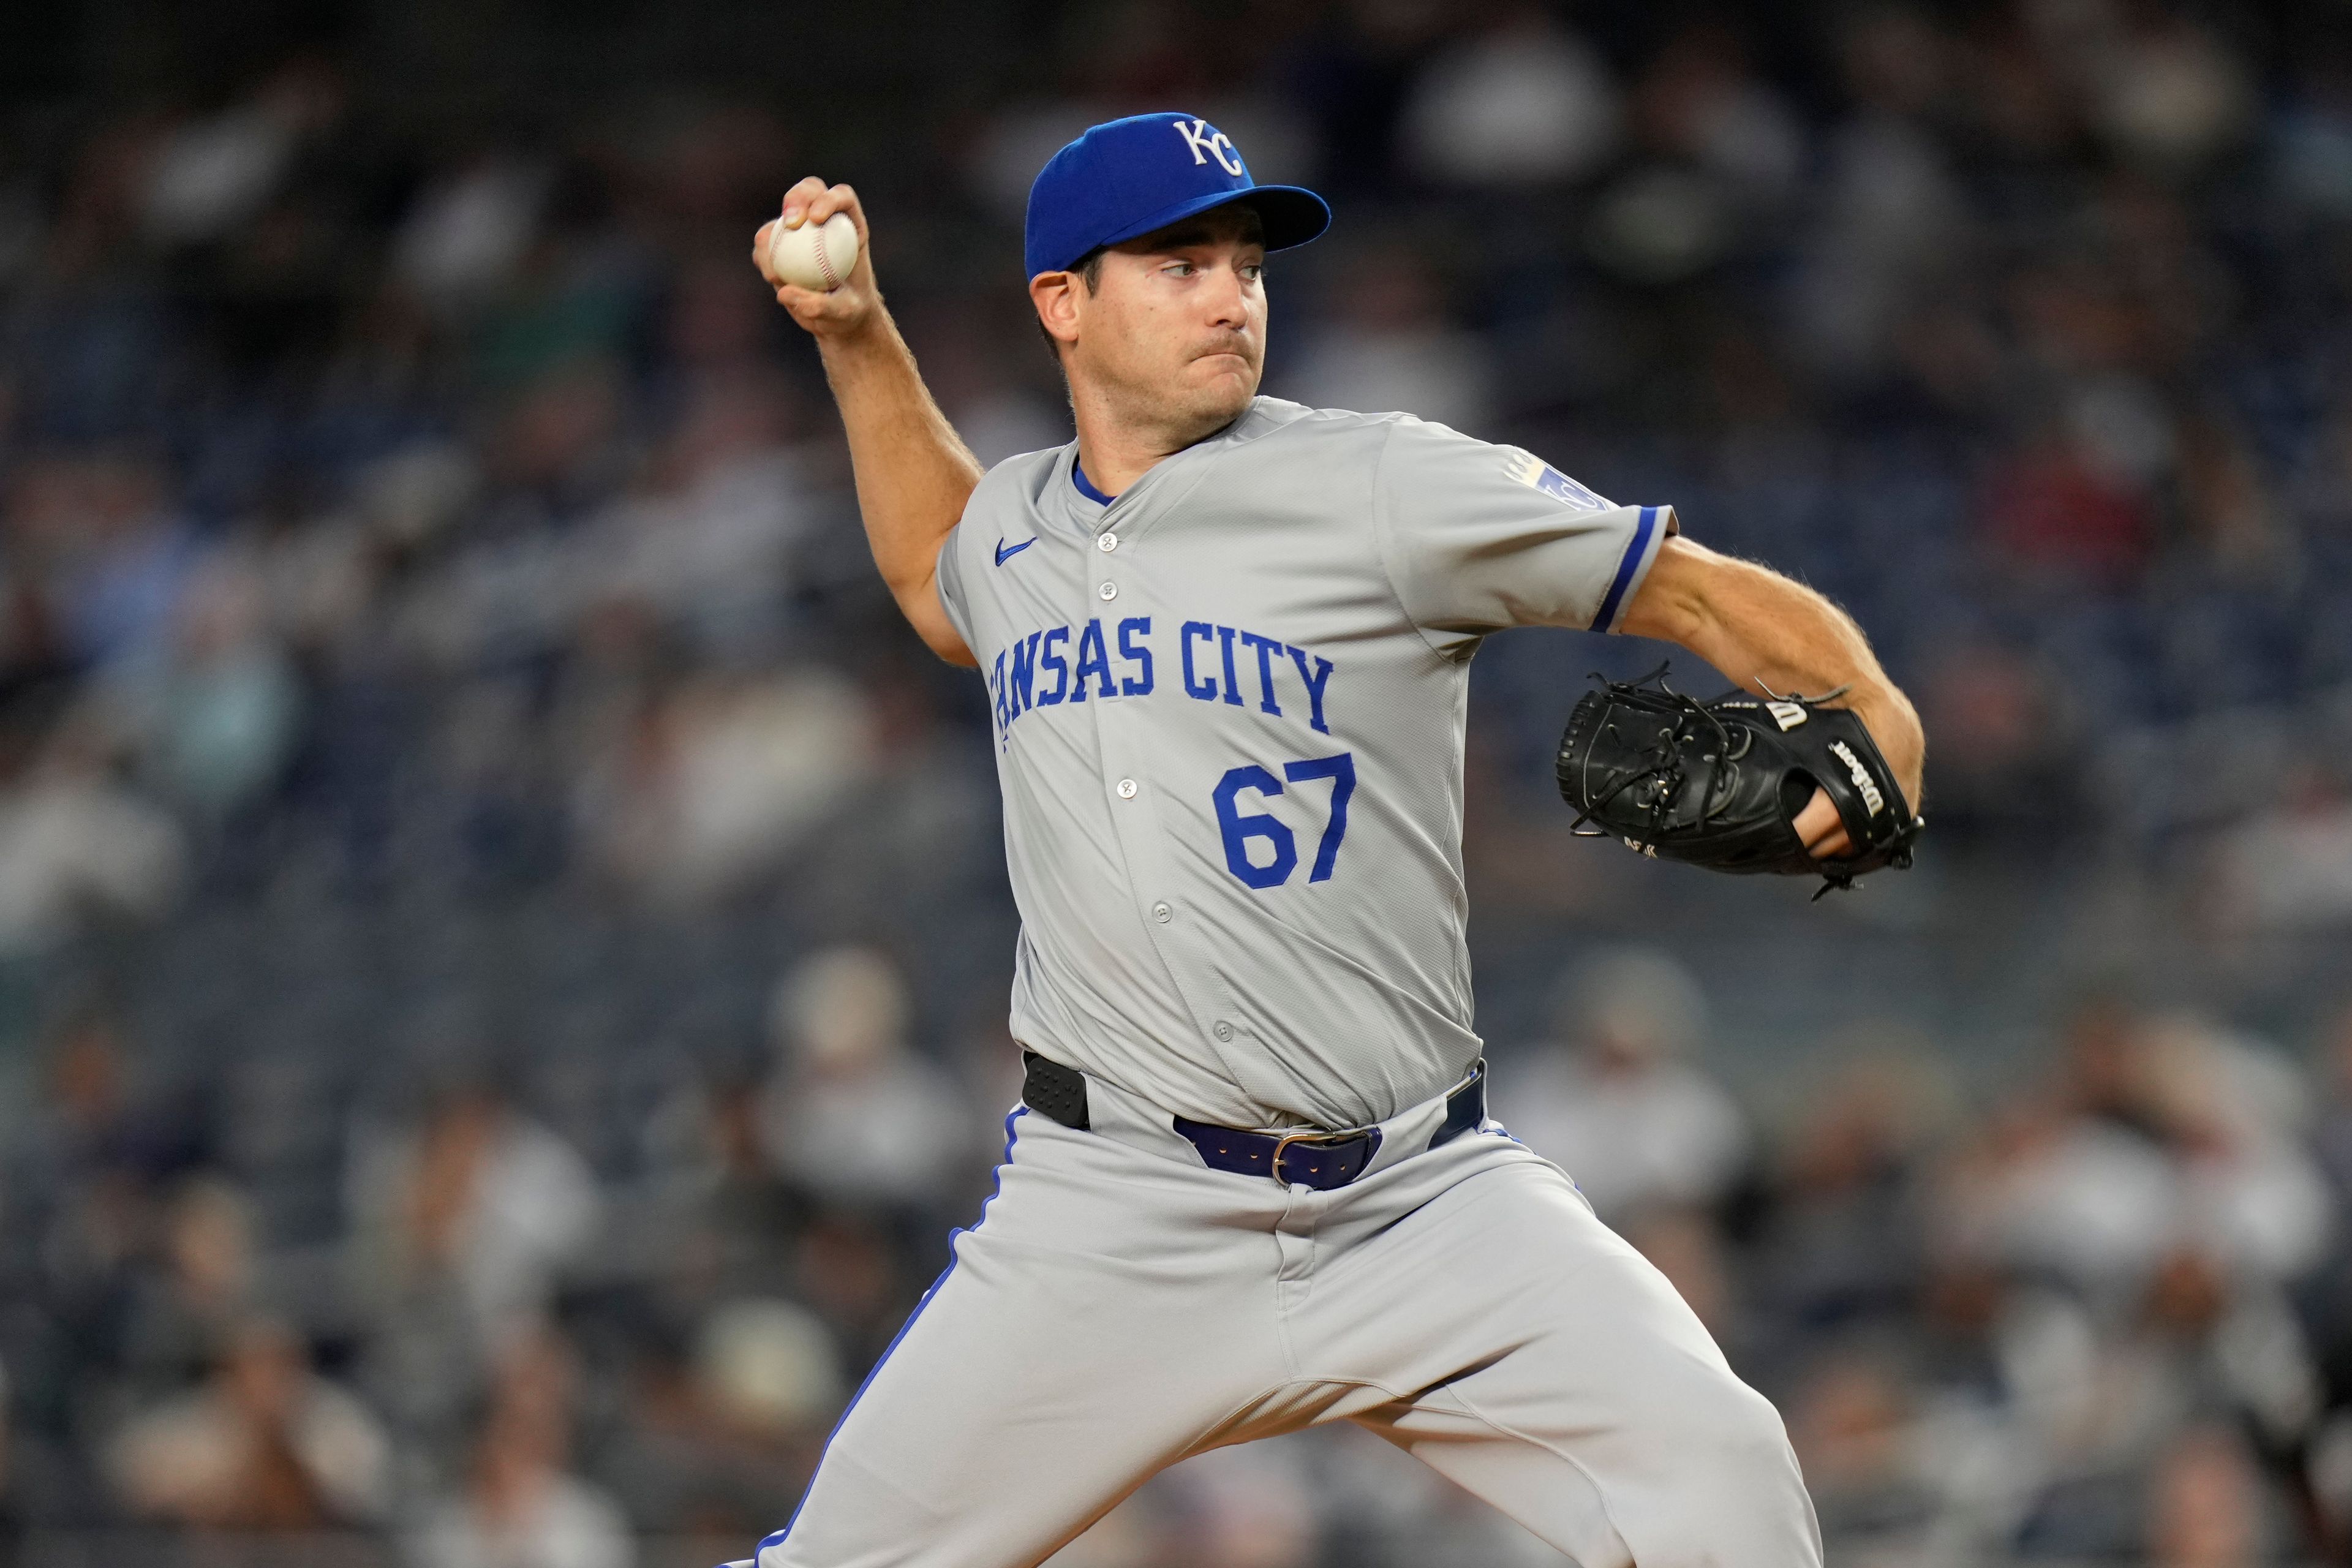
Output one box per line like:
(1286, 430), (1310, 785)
(1071, 424), (1177, 499)
(1069, 391), (1248, 496)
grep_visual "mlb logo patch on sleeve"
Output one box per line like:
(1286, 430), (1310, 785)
(1504, 450), (1611, 511)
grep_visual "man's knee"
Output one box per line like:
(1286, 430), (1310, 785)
(1697, 1381), (1801, 1476)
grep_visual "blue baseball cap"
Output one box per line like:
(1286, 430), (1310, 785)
(1024, 111), (1331, 279)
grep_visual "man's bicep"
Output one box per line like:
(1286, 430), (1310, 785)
(1376, 418), (1675, 639)
(917, 532), (979, 666)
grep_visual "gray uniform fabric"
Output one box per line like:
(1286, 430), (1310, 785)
(935, 398), (1675, 1131)
(765, 1084), (1822, 1568)
(753, 399), (1824, 1568)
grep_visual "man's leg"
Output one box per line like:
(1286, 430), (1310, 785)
(767, 1110), (1291, 1568)
(1307, 1137), (1822, 1568)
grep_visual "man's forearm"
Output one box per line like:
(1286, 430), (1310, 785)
(755, 178), (979, 665)
(1624, 537), (1924, 801)
(819, 315), (984, 655)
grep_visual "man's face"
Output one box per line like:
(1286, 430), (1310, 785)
(1049, 208), (1268, 444)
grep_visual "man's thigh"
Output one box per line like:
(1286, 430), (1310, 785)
(1308, 1138), (1822, 1568)
(771, 1111), (1289, 1568)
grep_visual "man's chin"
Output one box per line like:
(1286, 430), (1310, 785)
(1183, 363), (1260, 416)
(1107, 363), (1258, 440)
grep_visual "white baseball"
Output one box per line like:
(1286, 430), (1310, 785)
(767, 212), (859, 292)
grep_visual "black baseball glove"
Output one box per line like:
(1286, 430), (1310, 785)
(1556, 666), (1923, 897)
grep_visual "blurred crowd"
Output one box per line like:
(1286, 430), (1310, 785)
(1, 0), (2351, 1563)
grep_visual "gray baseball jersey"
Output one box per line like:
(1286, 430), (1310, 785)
(935, 397), (1675, 1131)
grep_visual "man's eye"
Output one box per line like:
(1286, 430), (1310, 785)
(1165, 262), (1194, 276)
(1241, 264), (1264, 282)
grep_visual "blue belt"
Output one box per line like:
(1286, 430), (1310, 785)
(1021, 1052), (1487, 1191)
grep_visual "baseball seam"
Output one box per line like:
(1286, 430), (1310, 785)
(816, 227), (840, 290)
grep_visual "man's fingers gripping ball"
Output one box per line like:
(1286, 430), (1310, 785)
(765, 210), (859, 292)
(752, 181), (872, 332)
(1555, 666), (1923, 897)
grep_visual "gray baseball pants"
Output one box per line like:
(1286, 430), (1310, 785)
(761, 1065), (1822, 1568)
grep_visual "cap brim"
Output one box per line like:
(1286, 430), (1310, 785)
(1090, 184), (1332, 262)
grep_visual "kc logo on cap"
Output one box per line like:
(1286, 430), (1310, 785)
(1172, 118), (1245, 177)
(1023, 111), (1331, 280)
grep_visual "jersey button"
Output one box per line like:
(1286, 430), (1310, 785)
(1116, 778), (1138, 799)
(1213, 1021), (1234, 1042)
(1152, 901), (1172, 923)
(1096, 532), (1118, 552)
(1098, 581), (1117, 601)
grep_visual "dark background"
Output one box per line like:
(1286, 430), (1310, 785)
(2, 1), (2351, 1563)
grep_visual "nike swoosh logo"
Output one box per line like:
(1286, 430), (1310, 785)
(994, 538), (1036, 566)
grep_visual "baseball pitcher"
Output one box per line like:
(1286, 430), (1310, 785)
(735, 111), (1926, 1568)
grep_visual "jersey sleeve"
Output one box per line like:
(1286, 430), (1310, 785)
(933, 524), (975, 648)
(1371, 417), (1678, 649)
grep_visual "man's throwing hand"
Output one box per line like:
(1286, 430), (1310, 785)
(753, 178), (881, 339)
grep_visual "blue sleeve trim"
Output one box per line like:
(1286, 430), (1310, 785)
(1591, 505), (1659, 633)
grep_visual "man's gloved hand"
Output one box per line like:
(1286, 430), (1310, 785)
(1557, 666), (1924, 897)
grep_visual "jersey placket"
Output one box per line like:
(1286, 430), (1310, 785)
(1074, 475), (1262, 1091)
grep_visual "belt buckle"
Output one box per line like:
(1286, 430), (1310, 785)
(1271, 1128), (1355, 1187)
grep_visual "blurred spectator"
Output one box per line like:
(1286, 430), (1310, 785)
(0, 707), (185, 956)
(1785, 1344), (1942, 1558)
(571, 668), (878, 905)
(692, 1296), (843, 1444)
(140, 61), (344, 248)
(2080, 17), (2255, 175)
(1755, 1039), (1951, 1335)
(1494, 947), (1749, 1226)
(118, 1176), (258, 1396)
(347, 1076), (602, 1361)
(33, 451), (195, 672)
(118, 545), (303, 819)
(1914, 639), (2080, 842)
(1948, 1001), (2329, 1304)
(2146, 1422), (2271, 1568)
(107, 1317), (390, 1528)
(1400, 10), (1619, 186)
(563, 371), (816, 657)
(1281, 246), (1491, 428)
(594, 1298), (835, 1537)
(394, 157), (553, 319)
(759, 948), (970, 1218)
(1793, 9), (1969, 381)
(1980, 433), (2156, 586)
(409, 1325), (632, 1568)
(2211, 766), (2352, 931)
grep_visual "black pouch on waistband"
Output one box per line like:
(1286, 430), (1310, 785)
(1021, 1051), (1090, 1130)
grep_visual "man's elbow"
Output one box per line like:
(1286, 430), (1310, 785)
(884, 572), (976, 667)
(926, 630), (979, 668)
(906, 608), (976, 667)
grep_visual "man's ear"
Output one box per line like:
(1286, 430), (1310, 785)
(1031, 271), (1082, 353)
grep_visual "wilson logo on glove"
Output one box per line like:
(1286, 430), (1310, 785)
(1825, 741), (1886, 818)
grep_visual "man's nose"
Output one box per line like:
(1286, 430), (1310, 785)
(1203, 263), (1251, 330)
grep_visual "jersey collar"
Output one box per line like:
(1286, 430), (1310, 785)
(1037, 399), (1290, 542)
